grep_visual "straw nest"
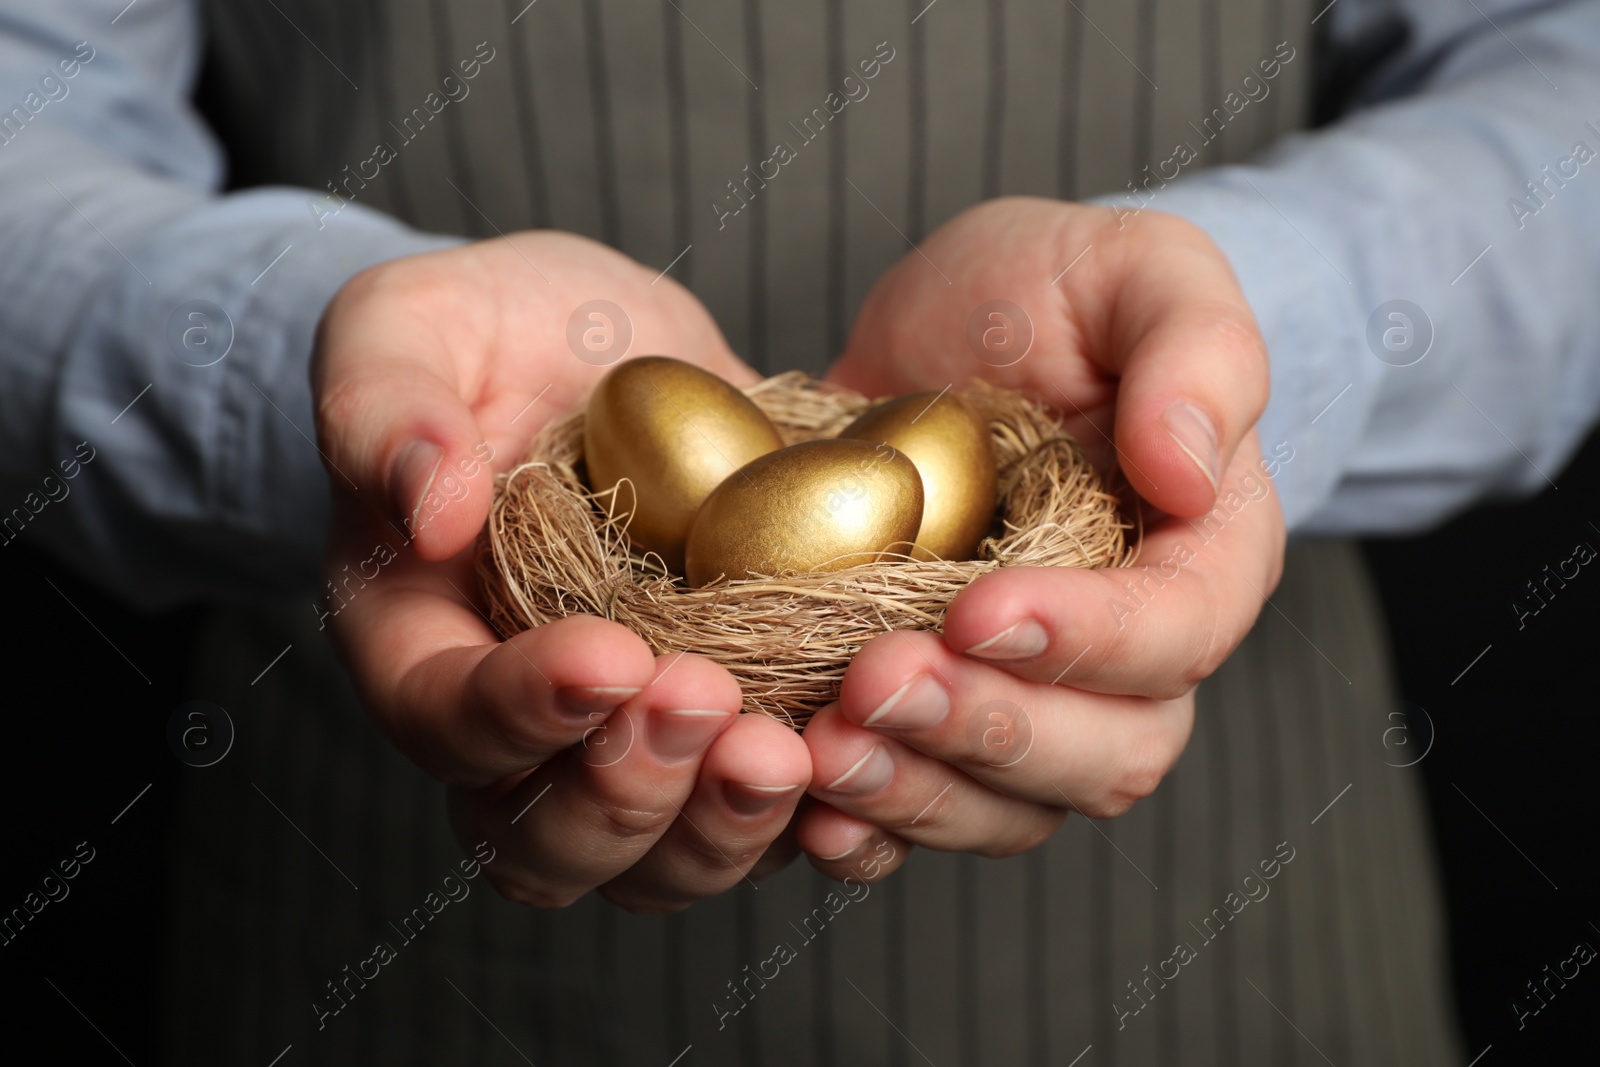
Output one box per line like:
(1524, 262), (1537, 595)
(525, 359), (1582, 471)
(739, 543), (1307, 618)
(479, 372), (1132, 727)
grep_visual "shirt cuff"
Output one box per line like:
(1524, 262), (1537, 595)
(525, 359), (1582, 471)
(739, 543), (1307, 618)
(55, 191), (466, 606)
(1092, 167), (1377, 534)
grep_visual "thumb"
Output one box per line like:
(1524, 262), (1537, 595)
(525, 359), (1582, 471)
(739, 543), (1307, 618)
(313, 273), (494, 562)
(1105, 215), (1269, 518)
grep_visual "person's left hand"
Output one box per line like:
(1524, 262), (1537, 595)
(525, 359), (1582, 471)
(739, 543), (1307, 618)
(795, 198), (1288, 880)
(312, 232), (812, 913)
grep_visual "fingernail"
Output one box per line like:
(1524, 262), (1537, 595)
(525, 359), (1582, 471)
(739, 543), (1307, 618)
(724, 782), (801, 816)
(1161, 401), (1220, 491)
(391, 439), (445, 530)
(649, 708), (732, 763)
(862, 676), (949, 730)
(964, 619), (1049, 660)
(823, 745), (895, 795)
(556, 685), (641, 717)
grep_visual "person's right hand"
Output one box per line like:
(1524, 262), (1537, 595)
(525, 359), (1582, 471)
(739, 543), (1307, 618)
(796, 200), (1285, 879)
(313, 232), (811, 913)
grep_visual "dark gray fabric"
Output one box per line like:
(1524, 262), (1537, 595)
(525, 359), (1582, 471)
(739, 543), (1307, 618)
(169, 3), (1462, 1063)
(198, 0), (1314, 375)
(162, 542), (1463, 1065)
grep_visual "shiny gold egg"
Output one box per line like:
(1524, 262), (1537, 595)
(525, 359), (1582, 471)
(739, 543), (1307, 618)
(839, 391), (997, 561)
(684, 439), (924, 587)
(584, 356), (784, 572)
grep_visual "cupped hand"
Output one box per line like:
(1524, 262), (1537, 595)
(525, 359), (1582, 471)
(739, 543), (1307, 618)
(800, 199), (1287, 879)
(314, 232), (810, 912)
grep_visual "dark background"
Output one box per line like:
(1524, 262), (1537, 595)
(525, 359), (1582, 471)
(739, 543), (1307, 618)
(1362, 424), (1600, 1064)
(0, 531), (198, 1063)
(2, 439), (1596, 1064)
(10, 10), (1595, 1065)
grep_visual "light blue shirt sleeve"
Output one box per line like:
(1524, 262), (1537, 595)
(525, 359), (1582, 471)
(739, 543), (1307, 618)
(3, 1), (1598, 608)
(1145, 0), (1600, 534)
(0, 0), (460, 605)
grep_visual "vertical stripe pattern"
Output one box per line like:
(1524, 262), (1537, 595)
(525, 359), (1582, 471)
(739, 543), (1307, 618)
(176, 4), (1455, 1065)
(162, 544), (1465, 1066)
(199, 0), (1312, 375)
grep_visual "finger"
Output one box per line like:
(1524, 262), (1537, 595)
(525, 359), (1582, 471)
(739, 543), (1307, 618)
(1102, 212), (1270, 517)
(803, 702), (1064, 855)
(837, 631), (1193, 817)
(600, 712), (811, 912)
(794, 801), (912, 884)
(943, 432), (1286, 697)
(452, 652), (743, 908)
(313, 253), (499, 561)
(358, 595), (659, 786)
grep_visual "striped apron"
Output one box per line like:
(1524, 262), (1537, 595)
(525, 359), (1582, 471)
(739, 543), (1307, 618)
(167, 3), (1463, 1064)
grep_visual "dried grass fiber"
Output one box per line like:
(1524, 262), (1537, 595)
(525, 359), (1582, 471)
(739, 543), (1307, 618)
(479, 372), (1131, 727)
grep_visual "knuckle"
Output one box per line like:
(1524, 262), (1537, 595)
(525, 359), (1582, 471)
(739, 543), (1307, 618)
(461, 692), (555, 769)
(1094, 734), (1179, 818)
(1068, 723), (1186, 820)
(1084, 794), (1138, 820)
(491, 715), (551, 762)
(674, 822), (763, 876)
(484, 871), (583, 910)
(587, 796), (676, 841)
(978, 811), (1065, 859)
(1197, 310), (1270, 412)
(1197, 307), (1267, 363)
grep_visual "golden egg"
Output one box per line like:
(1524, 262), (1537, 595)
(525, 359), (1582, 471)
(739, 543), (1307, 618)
(684, 439), (924, 587)
(584, 356), (784, 572)
(839, 391), (997, 561)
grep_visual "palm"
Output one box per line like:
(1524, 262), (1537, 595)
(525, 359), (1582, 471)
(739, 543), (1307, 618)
(315, 231), (759, 780)
(314, 233), (813, 914)
(831, 197), (1114, 405)
(829, 197), (1266, 518)
(328, 232), (752, 478)
(789, 198), (1282, 881)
